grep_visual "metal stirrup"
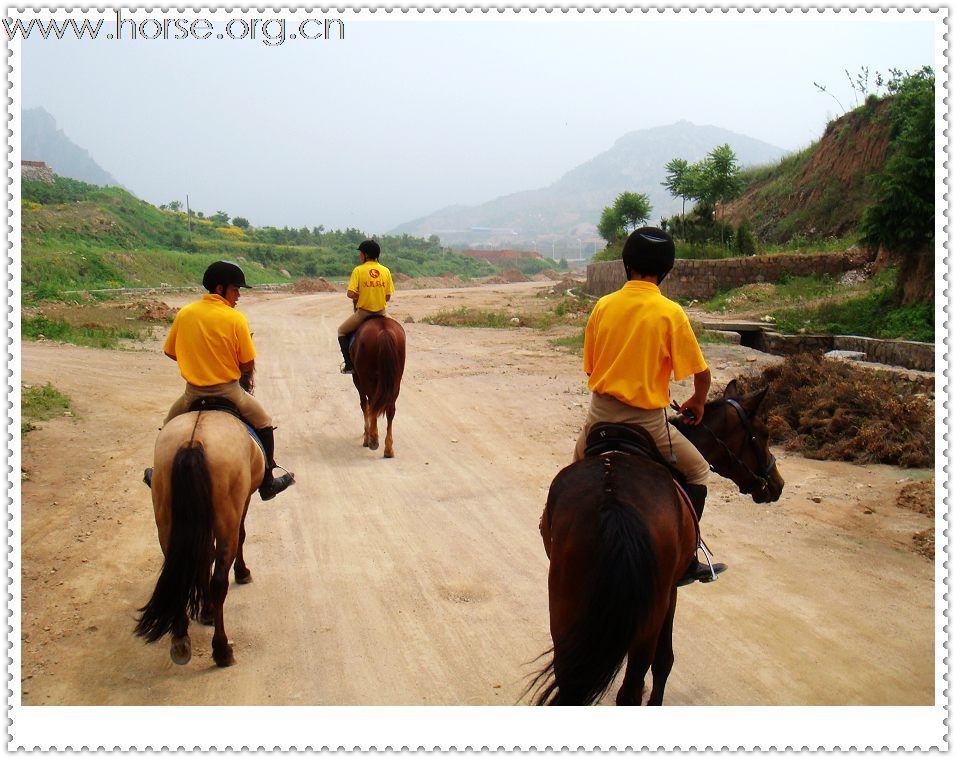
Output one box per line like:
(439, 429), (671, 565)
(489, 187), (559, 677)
(698, 538), (719, 582)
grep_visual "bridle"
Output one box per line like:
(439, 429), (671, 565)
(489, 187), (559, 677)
(691, 399), (778, 498)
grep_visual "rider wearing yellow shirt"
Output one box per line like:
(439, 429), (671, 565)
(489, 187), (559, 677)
(337, 239), (395, 374)
(575, 227), (725, 586)
(145, 261), (295, 502)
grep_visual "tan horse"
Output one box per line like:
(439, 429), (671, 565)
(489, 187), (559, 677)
(134, 410), (264, 667)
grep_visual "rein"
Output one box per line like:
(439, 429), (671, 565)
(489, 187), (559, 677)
(693, 400), (777, 496)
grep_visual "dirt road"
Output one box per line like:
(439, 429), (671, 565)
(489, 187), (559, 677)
(18, 282), (936, 712)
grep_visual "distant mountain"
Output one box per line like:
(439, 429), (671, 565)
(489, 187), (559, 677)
(392, 121), (787, 256)
(21, 107), (120, 187)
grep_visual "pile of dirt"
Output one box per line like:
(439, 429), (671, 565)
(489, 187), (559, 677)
(733, 352), (933, 468)
(397, 275), (473, 290)
(550, 277), (585, 295)
(484, 269), (529, 285)
(896, 479), (934, 516)
(291, 278), (339, 293)
(530, 269), (563, 282)
(136, 300), (176, 321)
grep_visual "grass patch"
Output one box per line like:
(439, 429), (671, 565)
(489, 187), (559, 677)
(732, 352), (933, 467)
(22, 383), (72, 434)
(22, 314), (149, 349)
(549, 328), (586, 355)
(425, 295), (591, 331)
(771, 286), (933, 342)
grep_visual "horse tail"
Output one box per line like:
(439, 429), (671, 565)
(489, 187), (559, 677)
(134, 443), (213, 643)
(369, 325), (401, 417)
(526, 495), (658, 705)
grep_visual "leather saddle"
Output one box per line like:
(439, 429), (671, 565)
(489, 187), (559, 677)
(186, 397), (267, 460)
(188, 396), (244, 420)
(584, 422), (688, 489)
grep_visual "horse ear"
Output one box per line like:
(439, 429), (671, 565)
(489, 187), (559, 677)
(743, 386), (769, 413)
(723, 380), (739, 399)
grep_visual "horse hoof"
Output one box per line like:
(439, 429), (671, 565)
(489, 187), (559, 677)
(235, 568), (253, 585)
(368, 440), (379, 451)
(170, 636), (192, 665)
(199, 610), (214, 626)
(214, 645), (235, 668)
(384, 450), (394, 459)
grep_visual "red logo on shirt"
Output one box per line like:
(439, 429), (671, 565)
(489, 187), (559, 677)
(370, 269), (380, 279)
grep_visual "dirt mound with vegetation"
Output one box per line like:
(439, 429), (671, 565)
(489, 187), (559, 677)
(724, 98), (893, 244)
(291, 278), (339, 293)
(732, 352), (932, 468)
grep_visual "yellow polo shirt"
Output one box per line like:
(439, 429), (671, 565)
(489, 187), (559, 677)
(163, 294), (257, 387)
(583, 280), (707, 409)
(348, 261), (394, 312)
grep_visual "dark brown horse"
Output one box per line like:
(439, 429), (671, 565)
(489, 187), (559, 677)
(134, 410), (264, 667)
(529, 380), (784, 705)
(350, 316), (406, 458)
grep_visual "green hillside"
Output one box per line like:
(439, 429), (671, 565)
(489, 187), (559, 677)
(20, 177), (522, 296)
(723, 96), (894, 244)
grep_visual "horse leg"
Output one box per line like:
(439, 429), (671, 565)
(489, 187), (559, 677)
(617, 639), (654, 706)
(383, 402), (396, 458)
(367, 407), (380, 451)
(199, 547), (215, 626)
(210, 544), (237, 667)
(360, 395), (372, 448)
(646, 591), (678, 706)
(233, 498), (253, 585)
(169, 610), (192, 665)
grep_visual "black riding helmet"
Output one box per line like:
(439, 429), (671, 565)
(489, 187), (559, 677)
(621, 227), (675, 284)
(203, 260), (249, 293)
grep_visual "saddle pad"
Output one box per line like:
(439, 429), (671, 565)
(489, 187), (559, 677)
(242, 422), (268, 464)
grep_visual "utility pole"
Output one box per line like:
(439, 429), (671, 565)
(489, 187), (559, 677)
(186, 194), (192, 238)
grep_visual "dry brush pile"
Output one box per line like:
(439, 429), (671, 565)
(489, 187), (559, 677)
(733, 352), (933, 468)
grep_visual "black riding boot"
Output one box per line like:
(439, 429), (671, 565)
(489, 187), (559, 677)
(143, 468), (153, 488)
(677, 484), (728, 587)
(255, 427), (295, 501)
(337, 335), (354, 374)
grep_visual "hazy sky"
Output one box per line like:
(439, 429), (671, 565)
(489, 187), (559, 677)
(17, 9), (938, 233)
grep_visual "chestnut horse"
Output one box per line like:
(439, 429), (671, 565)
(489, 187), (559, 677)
(350, 316), (406, 457)
(134, 409), (264, 667)
(529, 381), (784, 705)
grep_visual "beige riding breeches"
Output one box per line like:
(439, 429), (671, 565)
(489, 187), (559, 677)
(573, 392), (709, 486)
(165, 380), (272, 429)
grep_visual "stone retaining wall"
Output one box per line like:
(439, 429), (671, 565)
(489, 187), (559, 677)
(752, 331), (934, 372)
(586, 249), (875, 300)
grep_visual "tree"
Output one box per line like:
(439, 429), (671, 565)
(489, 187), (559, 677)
(209, 210), (230, 224)
(662, 158), (692, 236)
(615, 191), (652, 233)
(859, 66), (935, 304)
(672, 145), (742, 247)
(167, 200), (182, 212)
(232, 216), (250, 229)
(597, 192), (653, 244)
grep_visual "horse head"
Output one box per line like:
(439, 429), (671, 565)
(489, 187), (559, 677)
(676, 380), (784, 504)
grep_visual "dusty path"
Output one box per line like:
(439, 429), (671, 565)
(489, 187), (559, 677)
(18, 282), (936, 710)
